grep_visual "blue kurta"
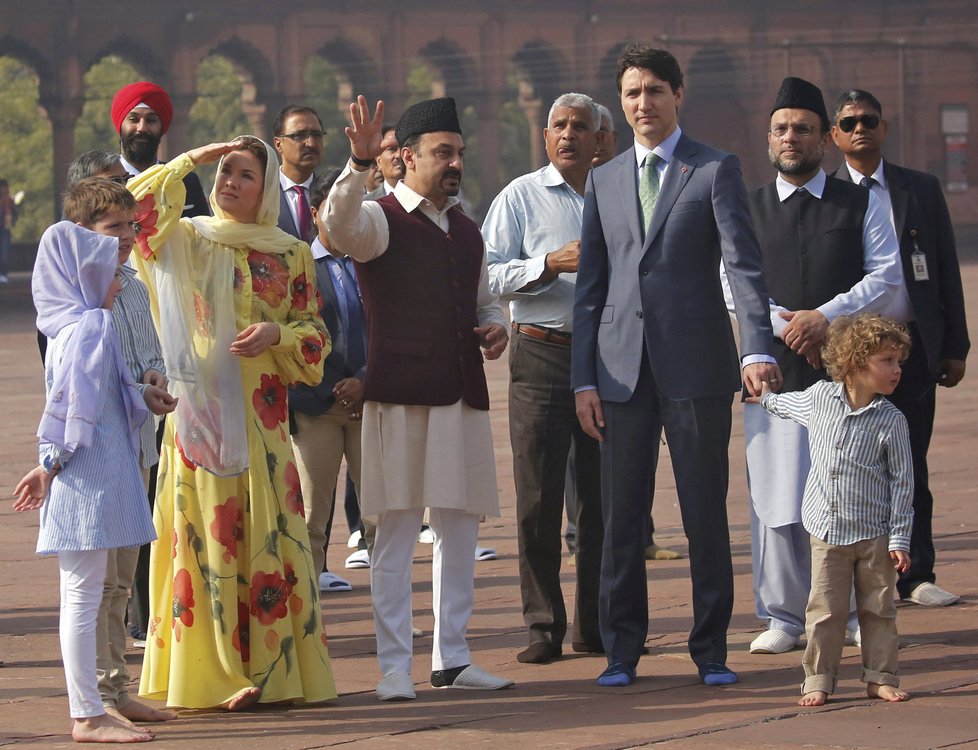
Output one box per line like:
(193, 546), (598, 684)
(36, 323), (155, 555)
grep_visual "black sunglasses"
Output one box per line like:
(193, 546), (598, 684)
(837, 114), (880, 133)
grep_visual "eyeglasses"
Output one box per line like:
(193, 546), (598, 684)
(103, 175), (130, 185)
(278, 130), (325, 142)
(837, 114), (880, 133)
(769, 124), (819, 138)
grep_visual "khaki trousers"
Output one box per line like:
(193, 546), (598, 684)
(94, 545), (138, 709)
(95, 467), (150, 709)
(292, 404), (362, 574)
(802, 534), (900, 695)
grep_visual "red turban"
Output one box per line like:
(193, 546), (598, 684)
(110, 82), (173, 134)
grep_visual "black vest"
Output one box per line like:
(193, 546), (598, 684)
(750, 177), (868, 391)
(353, 196), (490, 410)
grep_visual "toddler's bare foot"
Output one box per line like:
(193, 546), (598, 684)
(71, 713), (154, 743)
(868, 683), (909, 702)
(222, 686), (261, 712)
(117, 701), (175, 722)
(798, 690), (828, 706)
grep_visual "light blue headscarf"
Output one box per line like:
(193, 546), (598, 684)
(33, 221), (146, 454)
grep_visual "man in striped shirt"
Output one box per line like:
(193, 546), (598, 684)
(753, 313), (913, 707)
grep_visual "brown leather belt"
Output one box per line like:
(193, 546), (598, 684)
(512, 322), (572, 346)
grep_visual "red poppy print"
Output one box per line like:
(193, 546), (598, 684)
(283, 461), (304, 517)
(232, 600), (250, 663)
(291, 272), (310, 311)
(300, 333), (325, 365)
(148, 616), (165, 649)
(193, 292), (213, 337)
(172, 568), (195, 642)
(210, 496), (244, 563)
(249, 570), (290, 625)
(173, 431), (197, 472)
(282, 562), (303, 614)
(133, 194), (159, 260)
(253, 373), (288, 429)
(283, 562), (299, 596)
(248, 250), (290, 308)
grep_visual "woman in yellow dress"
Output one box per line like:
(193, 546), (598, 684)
(128, 136), (336, 710)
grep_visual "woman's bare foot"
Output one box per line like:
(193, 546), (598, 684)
(71, 713), (154, 743)
(868, 683), (909, 702)
(222, 686), (261, 712)
(117, 701), (176, 722)
(798, 690), (828, 706)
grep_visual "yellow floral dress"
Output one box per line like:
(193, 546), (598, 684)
(130, 155), (336, 708)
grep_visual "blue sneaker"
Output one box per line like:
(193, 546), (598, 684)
(699, 662), (738, 686)
(596, 662), (636, 687)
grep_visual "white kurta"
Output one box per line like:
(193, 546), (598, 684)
(744, 403), (810, 527)
(323, 163), (506, 519)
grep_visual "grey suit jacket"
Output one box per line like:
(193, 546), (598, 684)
(572, 133), (774, 402)
(832, 161), (969, 374)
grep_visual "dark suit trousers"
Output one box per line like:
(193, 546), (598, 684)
(886, 324), (938, 598)
(510, 332), (603, 648)
(600, 355), (734, 669)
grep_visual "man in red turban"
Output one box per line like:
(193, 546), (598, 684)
(109, 81), (209, 218)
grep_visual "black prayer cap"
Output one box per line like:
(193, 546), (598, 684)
(771, 76), (829, 129)
(395, 97), (462, 147)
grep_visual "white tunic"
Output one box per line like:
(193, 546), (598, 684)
(323, 164), (506, 518)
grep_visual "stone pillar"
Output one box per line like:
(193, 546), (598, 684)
(477, 18), (505, 214)
(518, 90), (544, 170)
(43, 30), (84, 222)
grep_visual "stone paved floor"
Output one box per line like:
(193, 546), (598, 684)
(1, 264), (976, 749)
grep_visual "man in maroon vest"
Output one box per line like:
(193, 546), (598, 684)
(322, 95), (513, 701)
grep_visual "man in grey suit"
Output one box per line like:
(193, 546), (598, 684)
(273, 104), (324, 242)
(831, 88), (970, 608)
(289, 169), (366, 594)
(572, 44), (781, 687)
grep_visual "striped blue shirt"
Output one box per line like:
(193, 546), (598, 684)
(113, 265), (164, 468)
(761, 380), (914, 551)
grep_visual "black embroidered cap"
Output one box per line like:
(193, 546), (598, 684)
(395, 97), (462, 146)
(771, 76), (828, 129)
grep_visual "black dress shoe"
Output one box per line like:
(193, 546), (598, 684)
(517, 642), (562, 664)
(571, 641), (604, 654)
(572, 642), (650, 656)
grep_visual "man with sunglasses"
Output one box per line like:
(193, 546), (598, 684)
(831, 89), (970, 608)
(731, 77), (902, 656)
(273, 104), (325, 243)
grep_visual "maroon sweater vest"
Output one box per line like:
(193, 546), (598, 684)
(353, 195), (490, 410)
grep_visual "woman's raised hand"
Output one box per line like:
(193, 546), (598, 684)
(187, 140), (244, 166)
(346, 96), (385, 163)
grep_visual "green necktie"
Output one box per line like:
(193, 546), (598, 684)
(639, 153), (661, 235)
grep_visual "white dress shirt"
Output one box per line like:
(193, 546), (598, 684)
(844, 161), (914, 322)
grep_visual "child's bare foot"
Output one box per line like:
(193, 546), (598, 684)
(222, 686), (261, 712)
(71, 713), (154, 743)
(102, 707), (142, 731)
(798, 690), (828, 706)
(117, 701), (176, 722)
(868, 683), (909, 702)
